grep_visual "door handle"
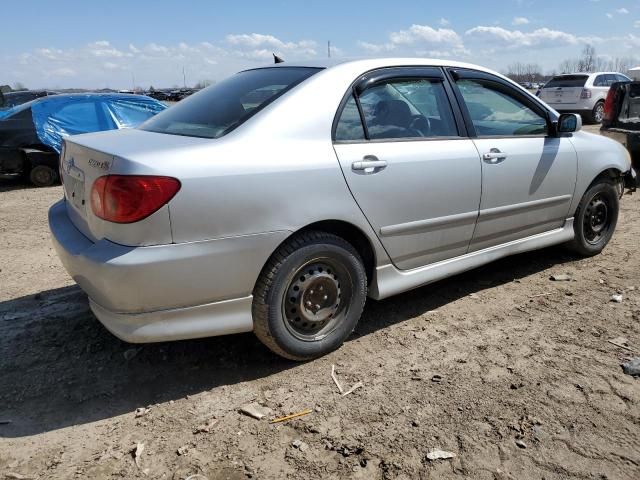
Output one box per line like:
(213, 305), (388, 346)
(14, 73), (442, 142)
(352, 156), (388, 172)
(482, 149), (507, 164)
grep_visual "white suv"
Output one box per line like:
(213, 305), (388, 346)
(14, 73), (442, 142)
(538, 72), (631, 124)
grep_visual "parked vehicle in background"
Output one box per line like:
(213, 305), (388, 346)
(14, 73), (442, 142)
(601, 81), (640, 189)
(0, 93), (166, 186)
(0, 90), (57, 113)
(539, 72), (632, 124)
(48, 58), (633, 360)
(147, 90), (173, 101)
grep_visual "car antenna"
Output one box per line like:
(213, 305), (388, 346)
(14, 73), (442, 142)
(273, 53), (285, 64)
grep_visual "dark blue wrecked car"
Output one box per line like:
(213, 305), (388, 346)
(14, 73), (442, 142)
(0, 94), (166, 186)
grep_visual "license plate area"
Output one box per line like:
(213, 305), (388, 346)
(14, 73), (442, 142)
(64, 167), (86, 212)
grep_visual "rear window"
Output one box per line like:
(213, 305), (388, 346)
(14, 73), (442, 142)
(543, 75), (588, 88)
(141, 67), (321, 138)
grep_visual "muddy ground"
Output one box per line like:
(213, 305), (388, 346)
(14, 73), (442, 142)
(1, 127), (639, 479)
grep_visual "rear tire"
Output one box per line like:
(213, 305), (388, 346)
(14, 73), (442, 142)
(567, 179), (619, 256)
(252, 231), (367, 361)
(29, 165), (57, 187)
(587, 101), (605, 124)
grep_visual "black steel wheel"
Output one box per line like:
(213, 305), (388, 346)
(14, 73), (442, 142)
(253, 231), (367, 361)
(568, 179), (619, 256)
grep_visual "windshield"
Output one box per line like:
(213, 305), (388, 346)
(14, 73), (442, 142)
(140, 67), (321, 138)
(544, 75), (589, 88)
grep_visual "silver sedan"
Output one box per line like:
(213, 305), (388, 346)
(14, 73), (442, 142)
(49, 58), (634, 360)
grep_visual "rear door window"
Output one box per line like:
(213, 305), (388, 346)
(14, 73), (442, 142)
(141, 67), (321, 138)
(334, 95), (365, 141)
(593, 75), (608, 87)
(544, 75), (589, 88)
(358, 78), (458, 140)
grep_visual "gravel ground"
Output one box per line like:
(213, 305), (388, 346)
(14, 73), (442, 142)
(1, 125), (639, 479)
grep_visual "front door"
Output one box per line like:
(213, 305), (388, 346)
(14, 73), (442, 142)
(451, 72), (578, 252)
(333, 69), (482, 270)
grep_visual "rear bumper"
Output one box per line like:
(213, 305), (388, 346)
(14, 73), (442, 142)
(90, 296), (254, 343)
(49, 199), (291, 341)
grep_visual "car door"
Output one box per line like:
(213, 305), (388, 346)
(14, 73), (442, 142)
(333, 67), (482, 270)
(593, 74), (611, 101)
(449, 69), (578, 252)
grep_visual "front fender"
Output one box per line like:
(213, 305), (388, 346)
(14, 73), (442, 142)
(568, 131), (632, 214)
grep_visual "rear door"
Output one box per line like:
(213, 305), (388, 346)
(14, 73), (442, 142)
(449, 69), (578, 252)
(592, 74), (612, 101)
(333, 67), (482, 270)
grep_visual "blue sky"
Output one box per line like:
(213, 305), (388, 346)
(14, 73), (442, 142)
(2, 0), (640, 88)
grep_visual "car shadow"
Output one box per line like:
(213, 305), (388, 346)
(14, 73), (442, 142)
(0, 177), (29, 192)
(0, 246), (579, 438)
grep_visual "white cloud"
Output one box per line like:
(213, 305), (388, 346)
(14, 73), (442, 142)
(512, 17), (530, 26)
(0, 34), (318, 89)
(608, 8), (629, 18)
(439, 18), (450, 26)
(225, 33), (317, 59)
(358, 24), (468, 57)
(635, 20), (640, 28)
(465, 26), (595, 48)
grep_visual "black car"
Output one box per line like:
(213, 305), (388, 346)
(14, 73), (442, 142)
(0, 93), (167, 187)
(0, 90), (56, 110)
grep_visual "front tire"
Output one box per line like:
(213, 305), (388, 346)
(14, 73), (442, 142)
(252, 231), (367, 361)
(567, 179), (619, 256)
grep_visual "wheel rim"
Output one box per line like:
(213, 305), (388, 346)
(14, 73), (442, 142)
(583, 193), (611, 245)
(282, 258), (352, 342)
(32, 167), (52, 185)
(594, 104), (604, 122)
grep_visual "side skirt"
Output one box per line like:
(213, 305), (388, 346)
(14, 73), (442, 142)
(369, 218), (575, 300)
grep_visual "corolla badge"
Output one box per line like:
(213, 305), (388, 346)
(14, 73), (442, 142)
(88, 158), (111, 170)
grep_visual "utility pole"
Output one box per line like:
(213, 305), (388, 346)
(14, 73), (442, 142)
(328, 40), (331, 58)
(182, 66), (186, 88)
(131, 72), (135, 92)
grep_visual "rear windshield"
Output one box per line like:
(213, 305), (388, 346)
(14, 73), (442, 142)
(544, 75), (589, 88)
(140, 67), (321, 138)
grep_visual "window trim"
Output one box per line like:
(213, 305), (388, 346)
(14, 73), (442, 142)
(331, 66), (467, 144)
(447, 68), (556, 139)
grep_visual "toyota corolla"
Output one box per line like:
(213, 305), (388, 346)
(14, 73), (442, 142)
(49, 58), (634, 360)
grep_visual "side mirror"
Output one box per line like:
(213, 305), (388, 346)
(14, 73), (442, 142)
(557, 113), (582, 134)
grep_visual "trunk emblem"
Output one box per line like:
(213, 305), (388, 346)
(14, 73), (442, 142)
(89, 158), (110, 170)
(63, 157), (74, 174)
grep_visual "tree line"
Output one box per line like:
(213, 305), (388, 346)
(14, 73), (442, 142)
(506, 45), (638, 83)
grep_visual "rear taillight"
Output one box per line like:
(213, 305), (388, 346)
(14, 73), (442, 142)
(91, 175), (181, 223)
(580, 89), (592, 99)
(603, 88), (616, 123)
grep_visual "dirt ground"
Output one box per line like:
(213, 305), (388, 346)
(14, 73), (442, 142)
(1, 126), (639, 479)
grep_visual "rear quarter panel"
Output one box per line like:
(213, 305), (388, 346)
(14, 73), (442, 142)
(166, 67), (392, 266)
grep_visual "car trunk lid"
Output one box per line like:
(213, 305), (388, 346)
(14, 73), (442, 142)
(60, 129), (212, 246)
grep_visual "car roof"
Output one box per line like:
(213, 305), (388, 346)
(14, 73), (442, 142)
(552, 72), (626, 77)
(255, 57), (508, 76)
